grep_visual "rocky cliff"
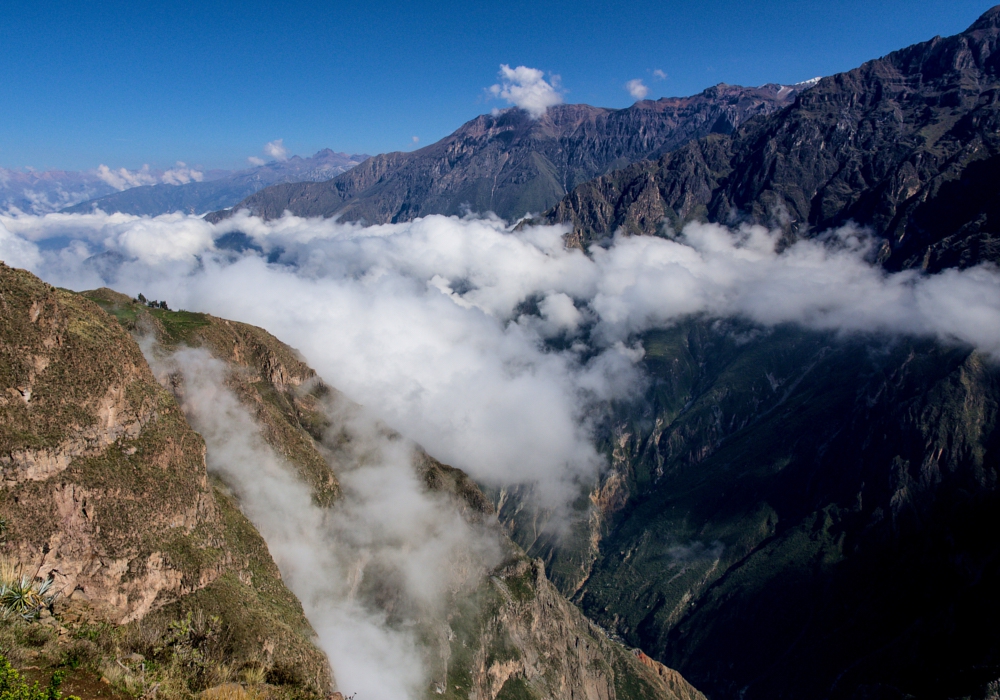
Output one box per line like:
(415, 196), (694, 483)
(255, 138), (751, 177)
(208, 83), (803, 225)
(545, 7), (1000, 271)
(0, 264), (332, 698)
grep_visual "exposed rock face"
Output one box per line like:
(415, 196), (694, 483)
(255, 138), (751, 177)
(546, 6), (1000, 270)
(208, 84), (802, 225)
(0, 265), (332, 695)
(416, 453), (704, 700)
(443, 556), (705, 700)
(0, 265), (218, 622)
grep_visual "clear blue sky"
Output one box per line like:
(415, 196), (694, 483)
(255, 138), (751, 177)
(1, 0), (994, 171)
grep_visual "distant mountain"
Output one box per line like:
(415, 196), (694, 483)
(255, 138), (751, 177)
(0, 168), (120, 214)
(207, 83), (809, 225)
(543, 8), (1000, 271)
(63, 150), (369, 217)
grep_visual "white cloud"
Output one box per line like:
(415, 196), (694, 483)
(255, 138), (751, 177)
(412, 136), (420, 144)
(5, 212), (1000, 509)
(148, 348), (501, 699)
(489, 64), (564, 118)
(626, 78), (649, 100)
(653, 69), (667, 80)
(95, 163), (203, 190)
(95, 164), (158, 190)
(265, 139), (289, 161)
(247, 156), (266, 166)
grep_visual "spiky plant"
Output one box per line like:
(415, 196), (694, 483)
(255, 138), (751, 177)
(0, 559), (55, 622)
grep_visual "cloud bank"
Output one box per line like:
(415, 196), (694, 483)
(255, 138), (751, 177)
(490, 65), (564, 118)
(3, 212), (1000, 508)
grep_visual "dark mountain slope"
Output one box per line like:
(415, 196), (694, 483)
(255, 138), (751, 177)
(495, 319), (1000, 699)
(546, 7), (1000, 270)
(63, 150), (368, 217)
(207, 83), (806, 224)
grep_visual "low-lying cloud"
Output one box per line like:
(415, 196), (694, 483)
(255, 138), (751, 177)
(149, 347), (501, 698)
(490, 65), (564, 118)
(3, 211), (1000, 509)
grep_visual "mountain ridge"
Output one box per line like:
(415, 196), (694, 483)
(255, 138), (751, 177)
(206, 82), (807, 224)
(542, 5), (1000, 271)
(62, 150), (369, 217)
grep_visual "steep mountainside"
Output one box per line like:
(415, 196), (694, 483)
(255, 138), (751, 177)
(497, 319), (1000, 699)
(207, 83), (806, 225)
(82, 289), (342, 506)
(414, 454), (706, 700)
(0, 278), (704, 700)
(0, 264), (332, 698)
(62, 150), (369, 217)
(545, 7), (1000, 271)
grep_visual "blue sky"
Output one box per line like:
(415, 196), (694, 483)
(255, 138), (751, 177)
(1, 0), (993, 171)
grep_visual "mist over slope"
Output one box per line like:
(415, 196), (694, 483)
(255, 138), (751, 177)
(208, 83), (803, 225)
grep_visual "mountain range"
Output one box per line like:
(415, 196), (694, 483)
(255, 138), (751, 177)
(205, 82), (810, 224)
(543, 8), (1000, 271)
(62, 150), (369, 217)
(0, 151), (368, 217)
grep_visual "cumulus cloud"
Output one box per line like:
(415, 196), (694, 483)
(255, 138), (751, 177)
(247, 156), (266, 166)
(264, 139), (289, 161)
(95, 162), (203, 190)
(96, 164), (157, 190)
(626, 78), (649, 99)
(489, 65), (564, 118)
(653, 69), (667, 80)
(412, 136), (419, 144)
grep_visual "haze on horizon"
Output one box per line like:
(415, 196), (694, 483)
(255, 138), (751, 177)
(0, 0), (991, 172)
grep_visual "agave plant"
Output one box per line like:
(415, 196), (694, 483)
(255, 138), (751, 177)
(0, 573), (55, 621)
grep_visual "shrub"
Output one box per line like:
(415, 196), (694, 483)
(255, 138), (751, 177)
(0, 654), (79, 700)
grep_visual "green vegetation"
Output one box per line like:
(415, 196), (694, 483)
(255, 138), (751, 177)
(145, 309), (210, 345)
(0, 655), (78, 700)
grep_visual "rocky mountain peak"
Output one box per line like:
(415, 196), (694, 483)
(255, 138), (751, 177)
(967, 4), (1000, 32)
